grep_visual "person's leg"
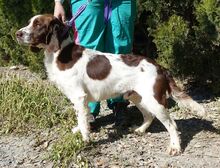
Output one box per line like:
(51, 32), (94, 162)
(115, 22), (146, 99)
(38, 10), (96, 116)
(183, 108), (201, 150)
(105, 0), (136, 126)
(104, 0), (136, 54)
(88, 102), (100, 117)
(71, 0), (106, 117)
(107, 98), (130, 127)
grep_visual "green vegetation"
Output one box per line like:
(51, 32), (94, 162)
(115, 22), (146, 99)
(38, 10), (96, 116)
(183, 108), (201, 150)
(137, 0), (220, 93)
(51, 132), (88, 168)
(0, 74), (86, 166)
(153, 15), (189, 72)
(0, 75), (69, 133)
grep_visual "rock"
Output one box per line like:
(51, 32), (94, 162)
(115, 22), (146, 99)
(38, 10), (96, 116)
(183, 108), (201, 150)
(9, 66), (19, 70)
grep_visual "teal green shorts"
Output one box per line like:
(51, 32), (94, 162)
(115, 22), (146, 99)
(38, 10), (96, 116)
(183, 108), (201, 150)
(71, 0), (136, 115)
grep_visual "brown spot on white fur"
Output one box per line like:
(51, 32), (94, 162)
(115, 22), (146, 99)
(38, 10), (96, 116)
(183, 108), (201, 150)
(153, 73), (169, 108)
(56, 43), (84, 71)
(121, 54), (145, 66)
(124, 90), (142, 104)
(121, 54), (173, 107)
(86, 55), (112, 80)
(143, 58), (171, 107)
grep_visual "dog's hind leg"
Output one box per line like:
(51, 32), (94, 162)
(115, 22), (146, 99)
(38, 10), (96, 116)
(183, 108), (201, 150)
(138, 97), (181, 156)
(124, 91), (154, 133)
(134, 104), (154, 134)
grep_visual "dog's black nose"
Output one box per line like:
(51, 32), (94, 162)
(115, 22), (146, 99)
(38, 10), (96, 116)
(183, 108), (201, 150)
(16, 31), (23, 38)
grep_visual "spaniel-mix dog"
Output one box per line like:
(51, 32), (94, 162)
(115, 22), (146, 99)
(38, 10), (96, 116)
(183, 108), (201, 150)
(16, 14), (205, 155)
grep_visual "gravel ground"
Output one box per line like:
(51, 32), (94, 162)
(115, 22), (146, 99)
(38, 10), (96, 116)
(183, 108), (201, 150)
(0, 132), (54, 168)
(80, 100), (220, 168)
(0, 66), (220, 168)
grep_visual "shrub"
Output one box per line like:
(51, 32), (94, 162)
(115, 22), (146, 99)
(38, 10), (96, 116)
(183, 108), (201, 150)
(195, 0), (220, 45)
(137, 0), (220, 93)
(152, 15), (189, 72)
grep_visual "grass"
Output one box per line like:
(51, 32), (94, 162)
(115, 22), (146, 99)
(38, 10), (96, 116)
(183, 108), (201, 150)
(0, 75), (69, 133)
(51, 132), (88, 168)
(0, 73), (87, 167)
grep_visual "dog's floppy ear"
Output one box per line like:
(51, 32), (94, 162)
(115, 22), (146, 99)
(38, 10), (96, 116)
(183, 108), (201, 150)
(30, 45), (41, 53)
(46, 17), (64, 44)
(48, 17), (63, 33)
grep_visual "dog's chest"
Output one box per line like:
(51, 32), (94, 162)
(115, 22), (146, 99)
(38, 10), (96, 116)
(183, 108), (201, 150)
(44, 52), (79, 87)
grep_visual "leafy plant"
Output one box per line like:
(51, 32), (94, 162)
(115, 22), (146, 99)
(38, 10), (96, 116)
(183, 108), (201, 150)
(153, 15), (189, 72)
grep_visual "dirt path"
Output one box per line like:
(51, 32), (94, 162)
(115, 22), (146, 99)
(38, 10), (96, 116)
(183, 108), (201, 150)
(0, 66), (220, 168)
(80, 100), (220, 168)
(0, 133), (53, 168)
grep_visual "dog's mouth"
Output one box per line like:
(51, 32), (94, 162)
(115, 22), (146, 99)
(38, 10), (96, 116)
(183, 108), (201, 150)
(15, 30), (33, 45)
(16, 36), (39, 48)
(16, 36), (30, 45)
(16, 37), (25, 44)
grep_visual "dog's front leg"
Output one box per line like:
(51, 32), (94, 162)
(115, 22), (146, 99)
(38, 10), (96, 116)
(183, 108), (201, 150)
(72, 95), (90, 142)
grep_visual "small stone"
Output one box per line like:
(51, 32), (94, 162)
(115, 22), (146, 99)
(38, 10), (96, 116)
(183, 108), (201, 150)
(43, 141), (50, 148)
(147, 132), (152, 136)
(9, 66), (19, 70)
(16, 158), (24, 165)
(95, 159), (105, 166)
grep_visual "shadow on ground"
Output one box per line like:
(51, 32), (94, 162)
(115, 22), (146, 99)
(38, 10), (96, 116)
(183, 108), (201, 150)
(90, 106), (219, 152)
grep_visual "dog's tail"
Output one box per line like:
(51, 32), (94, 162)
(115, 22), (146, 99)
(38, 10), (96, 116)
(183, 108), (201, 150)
(164, 71), (206, 118)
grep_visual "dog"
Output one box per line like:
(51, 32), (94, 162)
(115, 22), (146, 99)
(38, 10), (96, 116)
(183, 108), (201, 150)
(16, 14), (206, 156)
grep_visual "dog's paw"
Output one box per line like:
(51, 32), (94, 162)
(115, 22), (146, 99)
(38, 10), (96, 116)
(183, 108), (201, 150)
(167, 146), (182, 156)
(84, 139), (92, 146)
(191, 103), (207, 119)
(197, 107), (207, 119)
(134, 127), (145, 135)
(71, 126), (80, 134)
(82, 136), (91, 145)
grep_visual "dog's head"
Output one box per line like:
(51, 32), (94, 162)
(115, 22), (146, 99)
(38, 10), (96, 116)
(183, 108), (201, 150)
(16, 14), (66, 52)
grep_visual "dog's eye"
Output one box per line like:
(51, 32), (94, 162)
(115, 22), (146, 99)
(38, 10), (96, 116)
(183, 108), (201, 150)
(33, 20), (41, 28)
(36, 23), (41, 28)
(35, 22), (41, 27)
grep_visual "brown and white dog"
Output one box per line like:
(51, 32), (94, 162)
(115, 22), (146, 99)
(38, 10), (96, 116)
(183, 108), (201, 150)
(16, 14), (205, 155)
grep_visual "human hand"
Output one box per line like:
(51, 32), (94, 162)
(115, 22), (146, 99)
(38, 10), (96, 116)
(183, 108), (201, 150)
(54, 1), (66, 23)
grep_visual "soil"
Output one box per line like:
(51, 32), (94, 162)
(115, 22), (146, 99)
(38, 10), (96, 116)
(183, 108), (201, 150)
(0, 66), (220, 168)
